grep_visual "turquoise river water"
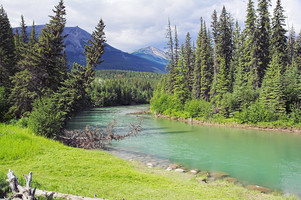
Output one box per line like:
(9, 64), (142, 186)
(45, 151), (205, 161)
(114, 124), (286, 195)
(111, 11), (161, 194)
(66, 105), (301, 197)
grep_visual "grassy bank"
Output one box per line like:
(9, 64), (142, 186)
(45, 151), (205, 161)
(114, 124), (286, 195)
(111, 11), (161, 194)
(0, 123), (296, 199)
(154, 113), (301, 134)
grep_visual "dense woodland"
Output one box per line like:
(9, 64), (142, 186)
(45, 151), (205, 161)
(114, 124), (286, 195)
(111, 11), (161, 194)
(90, 70), (163, 106)
(0, 0), (106, 137)
(151, 0), (301, 126)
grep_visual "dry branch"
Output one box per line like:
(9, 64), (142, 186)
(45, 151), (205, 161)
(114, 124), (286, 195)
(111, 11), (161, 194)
(59, 119), (143, 149)
(6, 170), (106, 200)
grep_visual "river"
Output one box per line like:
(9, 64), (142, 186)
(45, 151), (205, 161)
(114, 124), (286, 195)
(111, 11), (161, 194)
(66, 105), (301, 197)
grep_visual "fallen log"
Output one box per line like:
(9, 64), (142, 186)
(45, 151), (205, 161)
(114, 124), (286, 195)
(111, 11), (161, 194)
(6, 169), (106, 200)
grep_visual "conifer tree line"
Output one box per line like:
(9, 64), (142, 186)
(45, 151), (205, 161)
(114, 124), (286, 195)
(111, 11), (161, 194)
(0, 0), (106, 137)
(152, 0), (301, 124)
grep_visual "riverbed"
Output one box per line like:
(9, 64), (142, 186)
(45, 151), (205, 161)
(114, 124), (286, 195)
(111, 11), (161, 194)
(66, 105), (301, 197)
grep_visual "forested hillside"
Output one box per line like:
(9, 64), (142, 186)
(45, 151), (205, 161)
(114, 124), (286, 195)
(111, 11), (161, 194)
(151, 0), (301, 126)
(89, 70), (163, 106)
(0, 0), (105, 137)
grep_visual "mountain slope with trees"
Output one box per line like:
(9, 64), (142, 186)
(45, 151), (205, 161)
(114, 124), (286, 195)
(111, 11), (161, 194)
(14, 25), (167, 73)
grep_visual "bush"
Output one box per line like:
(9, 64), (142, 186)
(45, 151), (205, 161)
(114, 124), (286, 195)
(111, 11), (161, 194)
(28, 97), (63, 138)
(0, 172), (9, 198)
(290, 103), (301, 124)
(236, 100), (277, 124)
(184, 99), (213, 119)
(0, 87), (9, 122)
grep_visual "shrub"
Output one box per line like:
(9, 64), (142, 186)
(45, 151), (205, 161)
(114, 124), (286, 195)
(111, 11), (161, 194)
(184, 99), (213, 119)
(28, 97), (63, 138)
(0, 87), (8, 122)
(236, 100), (277, 124)
(0, 172), (9, 198)
(290, 103), (301, 124)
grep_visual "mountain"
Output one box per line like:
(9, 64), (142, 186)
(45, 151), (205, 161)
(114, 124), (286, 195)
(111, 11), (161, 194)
(131, 46), (168, 66)
(13, 26), (167, 73)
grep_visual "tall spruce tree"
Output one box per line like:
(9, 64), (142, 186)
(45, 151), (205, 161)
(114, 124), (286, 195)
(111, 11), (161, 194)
(287, 26), (296, 65)
(271, 0), (287, 70)
(295, 31), (301, 69)
(28, 21), (37, 47)
(200, 22), (213, 101)
(38, 0), (67, 91)
(183, 32), (193, 90)
(174, 26), (179, 68)
(255, 0), (271, 85)
(0, 5), (16, 87)
(212, 6), (233, 105)
(173, 44), (190, 104)
(260, 55), (285, 113)
(242, 0), (259, 88)
(84, 18), (106, 91)
(192, 19), (204, 99)
(20, 15), (28, 44)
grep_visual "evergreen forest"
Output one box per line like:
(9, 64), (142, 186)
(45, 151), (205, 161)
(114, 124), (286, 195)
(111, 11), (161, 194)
(151, 0), (301, 127)
(0, 0), (106, 137)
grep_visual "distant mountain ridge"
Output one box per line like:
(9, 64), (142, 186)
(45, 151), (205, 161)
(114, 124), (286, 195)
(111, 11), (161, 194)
(131, 46), (168, 66)
(13, 25), (167, 73)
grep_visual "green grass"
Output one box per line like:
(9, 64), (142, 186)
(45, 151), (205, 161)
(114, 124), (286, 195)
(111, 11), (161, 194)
(0, 123), (296, 199)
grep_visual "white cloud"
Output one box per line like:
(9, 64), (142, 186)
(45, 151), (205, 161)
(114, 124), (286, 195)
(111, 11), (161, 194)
(1, 0), (301, 52)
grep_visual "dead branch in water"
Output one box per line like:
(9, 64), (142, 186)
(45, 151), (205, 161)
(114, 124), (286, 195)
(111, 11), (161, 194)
(59, 119), (143, 149)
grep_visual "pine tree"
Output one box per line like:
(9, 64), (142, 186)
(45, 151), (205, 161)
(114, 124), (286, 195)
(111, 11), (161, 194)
(260, 55), (285, 113)
(174, 26), (179, 68)
(212, 6), (233, 105)
(8, 69), (38, 118)
(38, 0), (67, 91)
(282, 60), (301, 112)
(211, 10), (218, 86)
(20, 15), (28, 44)
(0, 5), (16, 87)
(271, 0), (287, 70)
(255, 0), (271, 85)
(84, 18), (106, 88)
(165, 19), (175, 93)
(173, 45), (190, 104)
(200, 22), (213, 101)
(295, 31), (301, 69)
(183, 32), (193, 90)
(242, 0), (259, 88)
(287, 26), (296, 65)
(192, 19), (204, 99)
(28, 21), (37, 47)
(14, 30), (22, 64)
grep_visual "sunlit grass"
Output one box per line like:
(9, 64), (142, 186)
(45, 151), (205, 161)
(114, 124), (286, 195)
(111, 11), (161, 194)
(0, 123), (296, 200)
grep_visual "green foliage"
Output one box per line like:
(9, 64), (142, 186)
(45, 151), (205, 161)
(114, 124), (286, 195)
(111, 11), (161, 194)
(184, 99), (213, 119)
(9, 69), (38, 118)
(260, 55), (285, 113)
(0, 5), (16, 87)
(0, 172), (9, 198)
(236, 101), (277, 124)
(271, 0), (288, 69)
(289, 103), (301, 124)
(28, 97), (63, 138)
(91, 70), (163, 107)
(0, 86), (8, 122)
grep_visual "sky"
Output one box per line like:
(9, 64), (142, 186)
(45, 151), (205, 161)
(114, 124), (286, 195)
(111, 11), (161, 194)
(1, 0), (301, 52)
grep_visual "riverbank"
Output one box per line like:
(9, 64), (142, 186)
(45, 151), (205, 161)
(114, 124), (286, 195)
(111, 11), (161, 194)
(0, 123), (295, 199)
(153, 113), (301, 134)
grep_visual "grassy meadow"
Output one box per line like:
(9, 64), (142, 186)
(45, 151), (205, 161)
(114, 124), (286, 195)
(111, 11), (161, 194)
(0, 123), (297, 200)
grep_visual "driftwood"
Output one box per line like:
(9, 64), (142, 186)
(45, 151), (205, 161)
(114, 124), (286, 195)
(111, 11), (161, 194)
(6, 169), (106, 200)
(6, 169), (36, 200)
(59, 119), (142, 149)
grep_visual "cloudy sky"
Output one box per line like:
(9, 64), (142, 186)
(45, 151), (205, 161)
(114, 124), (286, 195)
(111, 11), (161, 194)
(1, 0), (301, 52)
